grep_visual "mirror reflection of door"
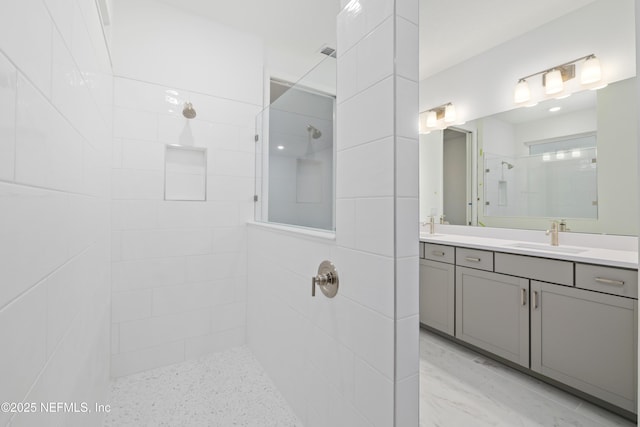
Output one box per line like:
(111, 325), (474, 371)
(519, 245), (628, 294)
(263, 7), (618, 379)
(443, 128), (468, 225)
(419, 127), (472, 225)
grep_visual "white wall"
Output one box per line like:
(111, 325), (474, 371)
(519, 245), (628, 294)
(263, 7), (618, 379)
(0, 0), (113, 426)
(247, 0), (420, 426)
(109, 0), (262, 376)
(419, 0), (636, 123)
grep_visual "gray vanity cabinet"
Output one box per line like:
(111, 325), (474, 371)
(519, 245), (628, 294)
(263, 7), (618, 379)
(455, 267), (529, 367)
(419, 244), (456, 335)
(419, 259), (455, 335)
(530, 280), (638, 413)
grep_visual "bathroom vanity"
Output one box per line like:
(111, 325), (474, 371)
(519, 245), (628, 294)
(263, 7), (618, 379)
(419, 233), (639, 415)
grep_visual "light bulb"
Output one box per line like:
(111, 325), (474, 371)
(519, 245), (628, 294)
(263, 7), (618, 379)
(444, 103), (456, 123)
(426, 110), (437, 128)
(514, 79), (531, 104)
(544, 69), (563, 95)
(581, 55), (602, 85)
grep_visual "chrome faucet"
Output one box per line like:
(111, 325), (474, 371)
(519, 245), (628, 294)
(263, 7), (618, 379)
(545, 221), (559, 246)
(421, 216), (436, 234)
(558, 219), (570, 232)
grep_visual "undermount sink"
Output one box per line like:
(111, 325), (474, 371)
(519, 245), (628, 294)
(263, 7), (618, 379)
(507, 242), (588, 254)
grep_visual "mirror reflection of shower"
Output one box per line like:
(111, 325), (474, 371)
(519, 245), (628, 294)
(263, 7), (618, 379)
(305, 124), (322, 158)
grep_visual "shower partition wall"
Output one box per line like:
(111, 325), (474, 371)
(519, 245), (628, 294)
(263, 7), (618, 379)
(254, 57), (336, 231)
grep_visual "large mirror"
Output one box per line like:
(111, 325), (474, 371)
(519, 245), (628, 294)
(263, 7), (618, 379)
(419, 0), (637, 236)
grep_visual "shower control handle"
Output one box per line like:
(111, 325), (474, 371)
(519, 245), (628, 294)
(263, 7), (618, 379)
(311, 261), (339, 298)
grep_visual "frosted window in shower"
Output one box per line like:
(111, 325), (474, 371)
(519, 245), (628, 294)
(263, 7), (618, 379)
(165, 145), (207, 201)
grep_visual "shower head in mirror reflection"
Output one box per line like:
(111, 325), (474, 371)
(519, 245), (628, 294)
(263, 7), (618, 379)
(307, 124), (322, 139)
(182, 102), (196, 119)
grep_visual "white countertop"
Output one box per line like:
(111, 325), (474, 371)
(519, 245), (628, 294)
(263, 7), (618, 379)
(420, 233), (639, 269)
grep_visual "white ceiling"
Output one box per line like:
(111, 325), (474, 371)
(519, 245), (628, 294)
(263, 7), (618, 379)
(157, 0), (598, 81)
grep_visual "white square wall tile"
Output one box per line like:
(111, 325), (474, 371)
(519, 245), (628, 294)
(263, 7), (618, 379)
(332, 247), (394, 318)
(120, 228), (213, 260)
(184, 327), (245, 359)
(396, 137), (419, 198)
(111, 169), (164, 200)
(15, 75), (84, 193)
(118, 309), (211, 353)
(111, 289), (152, 323)
(335, 198), (356, 248)
(111, 341), (184, 377)
(337, 47), (358, 103)
(354, 357), (393, 427)
(0, 0), (52, 97)
(395, 0), (419, 25)
(395, 374), (419, 427)
(152, 282), (228, 316)
(362, 0), (394, 35)
(336, 138), (394, 199)
(121, 139), (165, 171)
(395, 77), (419, 140)
(112, 257), (186, 291)
(337, 76), (393, 150)
(211, 302), (246, 332)
(396, 197), (419, 258)
(0, 285), (47, 427)
(329, 297), (394, 380)
(113, 107), (158, 141)
(395, 256), (419, 319)
(0, 53), (16, 182)
(395, 315), (419, 380)
(337, 0), (366, 55)
(395, 17), (419, 82)
(356, 17), (393, 92)
(354, 197), (394, 256)
(0, 184), (70, 308)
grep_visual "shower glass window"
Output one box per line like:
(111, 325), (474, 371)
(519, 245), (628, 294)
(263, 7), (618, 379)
(254, 56), (336, 231)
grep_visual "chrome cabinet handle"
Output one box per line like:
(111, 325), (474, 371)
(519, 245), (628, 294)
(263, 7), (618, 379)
(595, 277), (625, 286)
(465, 257), (481, 262)
(432, 251), (445, 257)
(533, 291), (539, 309)
(521, 288), (527, 306)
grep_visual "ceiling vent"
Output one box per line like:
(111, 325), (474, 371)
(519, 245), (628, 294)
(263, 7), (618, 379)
(320, 46), (337, 58)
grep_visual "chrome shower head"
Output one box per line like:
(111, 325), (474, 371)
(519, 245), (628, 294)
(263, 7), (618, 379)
(502, 161), (514, 169)
(183, 102), (196, 119)
(307, 124), (322, 139)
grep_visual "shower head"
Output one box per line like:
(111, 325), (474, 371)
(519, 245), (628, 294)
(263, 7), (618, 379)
(501, 161), (514, 169)
(307, 124), (322, 139)
(183, 102), (196, 119)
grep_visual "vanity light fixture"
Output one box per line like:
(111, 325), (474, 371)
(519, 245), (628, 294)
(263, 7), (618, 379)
(513, 54), (605, 105)
(544, 69), (564, 95)
(419, 102), (457, 132)
(426, 110), (437, 128)
(444, 103), (457, 123)
(514, 79), (531, 104)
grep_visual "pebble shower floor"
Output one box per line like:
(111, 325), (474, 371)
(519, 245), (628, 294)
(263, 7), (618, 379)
(103, 347), (302, 427)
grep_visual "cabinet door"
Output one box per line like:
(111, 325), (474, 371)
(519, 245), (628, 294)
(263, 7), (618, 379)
(419, 259), (455, 335)
(455, 267), (529, 367)
(531, 281), (637, 413)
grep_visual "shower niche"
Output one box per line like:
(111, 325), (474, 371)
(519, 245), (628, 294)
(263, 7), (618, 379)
(164, 145), (207, 201)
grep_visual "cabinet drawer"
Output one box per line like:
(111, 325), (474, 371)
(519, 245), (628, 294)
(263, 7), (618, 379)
(575, 263), (638, 299)
(456, 248), (493, 271)
(423, 243), (455, 264)
(495, 252), (573, 286)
